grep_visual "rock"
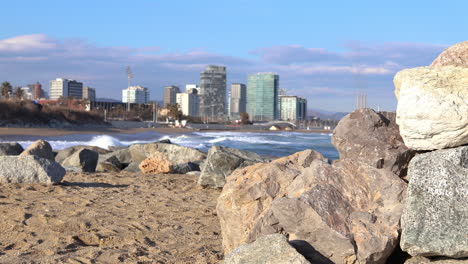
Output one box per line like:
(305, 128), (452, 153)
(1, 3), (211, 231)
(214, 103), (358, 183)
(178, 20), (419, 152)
(394, 66), (468, 150)
(55, 146), (110, 163)
(172, 162), (200, 174)
(20, 140), (54, 160)
(123, 162), (140, 172)
(0, 143), (24, 155)
(217, 150), (406, 264)
(223, 234), (311, 264)
(198, 145), (268, 188)
(96, 155), (124, 172)
(431, 41), (468, 67)
(61, 149), (99, 173)
(406, 256), (468, 264)
(0, 155), (65, 184)
(332, 108), (415, 177)
(401, 146), (468, 258)
(186, 171), (201, 176)
(108, 148), (132, 165)
(139, 152), (173, 174)
(129, 142), (206, 165)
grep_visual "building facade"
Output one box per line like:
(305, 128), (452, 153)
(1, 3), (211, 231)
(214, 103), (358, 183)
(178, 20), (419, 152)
(280, 96), (307, 121)
(199, 65), (227, 120)
(176, 92), (199, 117)
(163, 85), (180, 107)
(122, 85), (149, 104)
(83, 86), (96, 101)
(185, 84), (200, 94)
(27, 82), (44, 99)
(229, 83), (246, 119)
(246, 73), (279, 121)
(49, 78), (83, 100)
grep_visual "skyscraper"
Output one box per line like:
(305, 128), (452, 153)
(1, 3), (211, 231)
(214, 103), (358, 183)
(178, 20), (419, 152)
(229, 83), (246, 119)
(280, 95), (307, 121)
(49, 78), (83, 100)
(122, 85), (149, 104)
(163, 85), (180, 107)
(83, 86), (96, 101)
(176, 92), (199, 117)
(27, 82), (44, 100)
(246, 73), (279, 121)
(199, 65), (227, 120)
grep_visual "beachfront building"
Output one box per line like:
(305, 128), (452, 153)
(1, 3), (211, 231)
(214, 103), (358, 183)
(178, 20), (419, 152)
(229, 83), (246, 119)
(49, 78), (83, 100)
(176, 92), (199, 117)
(280, 95), (307, 121)
(163, 85), (180, 107)
(122, 85), (149, 104)
(82, 86), (96, 102)
(246, 72), (279, 121)
(199, 65), (227, 120)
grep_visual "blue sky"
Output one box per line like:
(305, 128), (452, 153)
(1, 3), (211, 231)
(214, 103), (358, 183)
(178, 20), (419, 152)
(0, 0), (466, 112)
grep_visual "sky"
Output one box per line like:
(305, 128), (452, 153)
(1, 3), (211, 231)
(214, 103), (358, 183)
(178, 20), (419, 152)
(0, 0), (466, 112)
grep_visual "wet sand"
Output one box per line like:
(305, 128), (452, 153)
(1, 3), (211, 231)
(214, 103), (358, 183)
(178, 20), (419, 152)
(0, 172), (223, 263)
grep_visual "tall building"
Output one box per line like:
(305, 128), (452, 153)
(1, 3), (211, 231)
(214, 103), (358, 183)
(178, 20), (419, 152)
(246, 73), (279, 121)
(20, 87), (34, 100)
(83, 86), (96, 101)
(176, 92), (199, 117)
(280, 96), (307, 121)
(27, 82), (44, 99)
(122, 85), (149, 104)
(199, 65), (227, 119)
(229, 83), (246, 119)
(185, 84), (200, 94)
(49, 78), (83, 100)
(163, 85), (180, 107)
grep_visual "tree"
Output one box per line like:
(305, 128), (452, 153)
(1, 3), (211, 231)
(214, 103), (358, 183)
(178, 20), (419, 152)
(240, 112), (251, 124)
(167, 103), (183, 120)
(1, 81), (12, 99)
(14, 87), (24, 100)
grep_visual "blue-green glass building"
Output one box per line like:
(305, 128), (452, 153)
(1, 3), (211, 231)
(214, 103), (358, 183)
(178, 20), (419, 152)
(246, 73), (279, 121)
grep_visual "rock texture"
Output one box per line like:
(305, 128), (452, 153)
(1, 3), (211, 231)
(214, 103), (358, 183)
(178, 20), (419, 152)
(431, 41), (468, 67)
(406, 256), (468, 264)
(129, 142), (206, 165)
(139, 152), (173, 174)
(198, 145), (267, 188)
(401, 146), (468, 258)
(0, 155), (65, 184)
(394, 66), (468, 150)
(223, 234), (310, 264)
(217, 150), (406, 264)
(0, 143), (24, 156)
(61, 149), (99, 173)
(20, 140), (54, 160)
(96, 155), (124, 172)
(332, 108), (414, 177)
(55, 146), (109, 163)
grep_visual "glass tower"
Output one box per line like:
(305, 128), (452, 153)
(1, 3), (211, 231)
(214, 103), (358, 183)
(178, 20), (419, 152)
(199, 65), (227, 120)
(246, 73), (279, 121)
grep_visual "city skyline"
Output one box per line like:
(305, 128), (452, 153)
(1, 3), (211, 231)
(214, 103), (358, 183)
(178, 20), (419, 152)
(0, 1), (465, 112)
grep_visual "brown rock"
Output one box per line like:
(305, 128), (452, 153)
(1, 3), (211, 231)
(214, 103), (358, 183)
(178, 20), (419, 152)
(139, 151), (173, 174)
(20, 140), (54, 160)
(332, 108), (415, 178)
(431, 41), (468, 67)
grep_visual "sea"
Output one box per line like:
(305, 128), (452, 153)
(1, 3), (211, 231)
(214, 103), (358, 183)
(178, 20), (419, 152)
(0, 131), (339, 161)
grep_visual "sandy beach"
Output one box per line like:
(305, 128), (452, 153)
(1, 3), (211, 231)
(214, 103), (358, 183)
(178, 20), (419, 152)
(0, 171), (223, 264)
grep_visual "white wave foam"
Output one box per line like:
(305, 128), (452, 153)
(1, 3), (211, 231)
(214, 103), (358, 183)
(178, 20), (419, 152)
(86, 135), (125, 150)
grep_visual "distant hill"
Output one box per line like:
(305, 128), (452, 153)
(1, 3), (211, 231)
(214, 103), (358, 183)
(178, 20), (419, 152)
(308, 108), (348, 120)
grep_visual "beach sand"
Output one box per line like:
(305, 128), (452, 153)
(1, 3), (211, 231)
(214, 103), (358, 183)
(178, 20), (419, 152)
(0, 172), (223, 263)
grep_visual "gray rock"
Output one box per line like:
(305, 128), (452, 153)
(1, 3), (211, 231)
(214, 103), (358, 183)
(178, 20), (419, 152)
(198, 145), (267, 188)
(109, 148), (132, 165)
(61, 149), (99, 173)
(171, 162), (200, 174)
(0, 155), (65, 184)
(123, 162), (140, 172)
(406, 256), (468, 264)
(55, 145), (110, 163)
(401, 146), (468, 258)
(332, 108), (415, 177)
(96, 155), (124, 172)
(20, 140), (54, 160)
(223, 234), (310, 264)
(129, 142), (206, 165)
(0, 143), (24, 156)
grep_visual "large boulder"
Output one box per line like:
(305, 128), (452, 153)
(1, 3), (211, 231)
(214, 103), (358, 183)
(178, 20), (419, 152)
(217, 150), (406, 264)
(332, 108), (415, 177)
(96, 155), (124, 172)
(20, 140), (54, 160)
(401, 146), (468, 258)
(431, 41), (468, 67)
(0, 143), (24, 155)
(198, 145), (268, 188)
(139, 151), (173, 174)
(394, 66), (468, 150)
(129, 142), (206, 165)
(223, 234), (311, 264)
(0, 155), (65, 184)
(406, 256), (468, 264)
(61, 149), (99, 173)
(55, 145), (110, 163)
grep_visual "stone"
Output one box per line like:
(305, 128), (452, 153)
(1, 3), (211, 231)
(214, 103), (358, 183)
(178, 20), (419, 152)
(405, 256), (468, 264)
(96, 155), (124, 172)
(394, 66), (468, 150)
(223, 234), (311, 264)
(109, 148), (132, 165)
(186, 171), (201, 176)
(172, 162), (200, 174)
(198, 145), (268, 188)
(401, 146), (468, 258)
(0, 143), (24, 155)
(129, 142), (206, 165)
(0, 155), (65, 184)
(431, 41), (468, 67)
(55, 146), (110, 163)
(61, 149), (99, 173)
(123, 162), (140, 172)
(20, 140), (54, 160)
(332, 108), (415, 177)
(139, 152), (173, 174)
(217, 150), (406, 264)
